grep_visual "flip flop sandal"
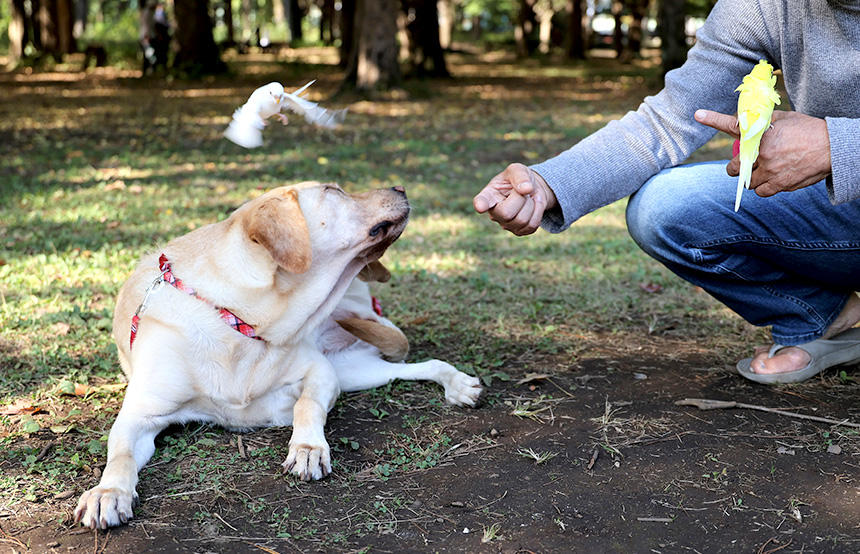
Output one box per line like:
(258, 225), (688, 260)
(737, 327), (860, 384)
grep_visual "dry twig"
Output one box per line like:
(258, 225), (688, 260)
(676, 398), (860, 429)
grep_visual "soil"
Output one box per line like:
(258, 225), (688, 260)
(5, 340), (859, 553)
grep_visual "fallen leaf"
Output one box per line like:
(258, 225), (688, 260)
(0, 400), (46, 416)
(639, 282), (663, 294)
(50, 424), (74, 434)
(51, 321), (71, 335)
(53, 490), (76, 500)
(516, 373), (550, 385)
(20, 414), (41, 434)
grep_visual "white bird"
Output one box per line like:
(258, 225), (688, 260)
(223, 80), (347, 148)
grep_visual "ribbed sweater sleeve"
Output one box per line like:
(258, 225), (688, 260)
(531, 0), (778, 232)
(825, 117), (860, 204)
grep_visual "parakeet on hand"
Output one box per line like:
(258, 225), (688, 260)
(223, 80), (347, 148)
(733, 60), (781, 211)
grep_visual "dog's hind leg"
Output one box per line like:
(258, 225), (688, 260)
(330, 347), (482, 407)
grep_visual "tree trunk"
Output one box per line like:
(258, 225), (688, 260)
(402, 0), (449, 77)
(535, 0), (553, 55)
(9, 0), (29, 62)
(173, 0), (225, 74)
(73, 0), (88, 38)
(344, 0), (400, 91)
(437, 0), (452, 49)
(320, 0), (335, 44)
(658, 0), (686, 75)
(627, 0), (647, 56)
(56, 0), (75, 53)
(611, 0), (624, 59)
(515, 0), (537, 58)
(224, 0), (235, 44)
(565, 0), (584, 59)
(286, 0), (302, 42)
(339, 0), (355, 67)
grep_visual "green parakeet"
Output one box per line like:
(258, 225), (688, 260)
(734, 60), (781, 211)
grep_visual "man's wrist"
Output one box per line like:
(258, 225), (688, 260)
(530, 169), (557, 210)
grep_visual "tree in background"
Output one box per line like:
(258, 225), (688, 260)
(514, 0), (537, 57)
(173, 0), (226, 74)
(658, 0), (686, 74)
(626, 0), (648, 58)
(401, 0), (449, 77)
(343, 0), (401, 90)
(565, 0), (585, 59)
(8, 0), (29, 63)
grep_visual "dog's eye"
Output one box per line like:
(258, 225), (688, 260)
(324, 185), (345, 195)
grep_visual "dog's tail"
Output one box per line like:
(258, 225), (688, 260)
(336, 317), (409, 362)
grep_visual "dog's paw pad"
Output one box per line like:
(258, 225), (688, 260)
(74, 487), (135, 529)
(444, 372), (483, 407)
(283, 442), (331, 481)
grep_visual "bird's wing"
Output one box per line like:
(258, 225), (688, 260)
(279, 82), (347, 129)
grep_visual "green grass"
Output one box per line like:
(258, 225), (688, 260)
(0, 47), (754, 513)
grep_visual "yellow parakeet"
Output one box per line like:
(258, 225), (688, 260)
(734, 60), (781, 211)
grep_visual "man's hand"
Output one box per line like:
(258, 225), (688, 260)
(694, 109), (832, 197)
(473, 163), (557, 236)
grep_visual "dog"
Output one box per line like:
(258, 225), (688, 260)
(74, 182), (483, 529)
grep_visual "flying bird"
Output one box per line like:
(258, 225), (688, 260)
(733, 60), (781, 212)
(224, 80), (347, 148)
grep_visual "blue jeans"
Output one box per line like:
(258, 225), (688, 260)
(626, 161), (860, 346)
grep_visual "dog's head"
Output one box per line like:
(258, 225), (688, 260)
(234, 182), (409, 278)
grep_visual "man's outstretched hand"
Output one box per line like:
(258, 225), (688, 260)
(694, 109), (832, 197)
(473, 163), (557, 236)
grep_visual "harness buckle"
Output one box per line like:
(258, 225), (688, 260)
(134, 270), (168, 317)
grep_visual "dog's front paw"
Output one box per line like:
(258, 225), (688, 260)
(441, 366), (483, 407)
(282, 441), (331, 481)
(74, 486), (136, 529)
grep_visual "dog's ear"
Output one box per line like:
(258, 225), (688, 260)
(357, 260), (391, 283)
(245, 189), (312, 273)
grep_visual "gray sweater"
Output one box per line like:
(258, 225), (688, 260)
(532, 0), (860, 233)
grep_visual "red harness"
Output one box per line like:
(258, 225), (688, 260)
(129, 254), (263, 349)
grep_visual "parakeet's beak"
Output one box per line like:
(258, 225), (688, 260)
(275, 96), (281, 104)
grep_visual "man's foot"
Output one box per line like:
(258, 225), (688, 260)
(748, 292), (860, 376)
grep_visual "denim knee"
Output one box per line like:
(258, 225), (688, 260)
(626, 164), (723, 264)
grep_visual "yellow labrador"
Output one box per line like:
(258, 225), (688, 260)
(74, 182), (482, 529)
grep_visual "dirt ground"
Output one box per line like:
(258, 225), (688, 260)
(5, 338), (859, 553)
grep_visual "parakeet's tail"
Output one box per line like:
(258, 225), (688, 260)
(734, 152), (755, 212)
(224, 119), (263, 148)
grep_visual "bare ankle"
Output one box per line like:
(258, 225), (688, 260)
(823, 292), (860, 339)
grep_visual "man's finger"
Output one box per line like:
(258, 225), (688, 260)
(694, 109), (740, 138)
(526, 190), (546, 232)
(490, 190), (527, 223)
(473, 186), (508, 213)
(726, 156), (740, 177)
(504, 163), (535, 196)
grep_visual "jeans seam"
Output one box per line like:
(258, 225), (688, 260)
(692, 235), (860, 251)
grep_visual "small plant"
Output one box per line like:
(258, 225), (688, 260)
(517, 447), (558, 465)
(481, 522), (502, 543)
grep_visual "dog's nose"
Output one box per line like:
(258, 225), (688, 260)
(391, 186), (406, 194)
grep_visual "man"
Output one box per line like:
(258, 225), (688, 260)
(473, 0), (860, 384)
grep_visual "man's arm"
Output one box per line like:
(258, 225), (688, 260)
(475, 0), (781, 234)
(825, 117), (860, 205)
